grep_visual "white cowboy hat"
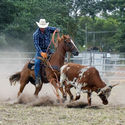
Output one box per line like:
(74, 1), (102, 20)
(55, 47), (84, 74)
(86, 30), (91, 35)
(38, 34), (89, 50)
(36, 19), (49, 28)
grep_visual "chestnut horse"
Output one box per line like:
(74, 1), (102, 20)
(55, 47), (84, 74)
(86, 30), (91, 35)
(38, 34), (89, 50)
(9, 35), (79, 100)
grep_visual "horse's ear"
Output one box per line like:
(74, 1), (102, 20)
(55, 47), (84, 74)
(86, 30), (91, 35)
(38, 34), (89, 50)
(62, 35), (69, 39)
(61, 35), (66, 40)
(57, 32), (61, 42)
(61, 35), (64, 39)
(57, 37), (61, 42)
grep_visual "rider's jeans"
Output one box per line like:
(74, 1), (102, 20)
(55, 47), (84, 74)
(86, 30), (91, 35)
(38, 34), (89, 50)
(35, 52), (42, 79)
(34, 49), (53, 79)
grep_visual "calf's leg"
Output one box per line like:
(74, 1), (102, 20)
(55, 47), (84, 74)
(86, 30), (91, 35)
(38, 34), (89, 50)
(74, 83), (82, 101)
(87, 92), (92, 106)
(65, 85), (74, 101)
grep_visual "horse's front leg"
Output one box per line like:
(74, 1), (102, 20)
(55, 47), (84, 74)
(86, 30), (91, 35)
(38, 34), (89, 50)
(59, 87), (67, 102)
(50, 78), (61, 103)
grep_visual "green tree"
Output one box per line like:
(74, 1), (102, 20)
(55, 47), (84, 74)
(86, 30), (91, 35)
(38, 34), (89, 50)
(98, 0), (125, 52)
(0, 0), (125, 52)
(0, 0), (16, 31)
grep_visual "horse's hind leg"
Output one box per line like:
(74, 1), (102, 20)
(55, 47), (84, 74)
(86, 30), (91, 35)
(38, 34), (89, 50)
(17, 74), (29, 97)
(34, 83), (43, 97)
(18, 79), (28, 97)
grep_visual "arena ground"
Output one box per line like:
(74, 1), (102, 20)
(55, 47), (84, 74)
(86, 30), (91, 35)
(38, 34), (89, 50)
(0, 61), (125, 125)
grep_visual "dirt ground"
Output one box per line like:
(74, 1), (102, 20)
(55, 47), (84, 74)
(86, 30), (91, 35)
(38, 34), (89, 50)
(0, 62), (125, 125)
(0, 101), (125, 125)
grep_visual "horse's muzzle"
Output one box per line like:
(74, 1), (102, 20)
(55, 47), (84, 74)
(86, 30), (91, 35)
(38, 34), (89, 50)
(72, 51), (79, 56)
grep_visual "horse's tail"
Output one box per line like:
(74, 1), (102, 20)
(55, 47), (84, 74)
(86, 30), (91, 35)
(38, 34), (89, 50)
(9, 72), (21, 86)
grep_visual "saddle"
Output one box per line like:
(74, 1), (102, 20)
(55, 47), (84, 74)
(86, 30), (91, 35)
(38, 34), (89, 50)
(28, 52), (52, 70)
(28, 57), (60, 72)
(27, 55), (60, 83)
(28, 58), (35, 70)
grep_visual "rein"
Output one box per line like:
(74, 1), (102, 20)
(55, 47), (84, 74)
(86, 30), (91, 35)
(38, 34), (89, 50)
(45, 30), (61, 84)
(38, 57), (60, 86)
(47, 61), (60, 85)
(46, 30), (59, 53)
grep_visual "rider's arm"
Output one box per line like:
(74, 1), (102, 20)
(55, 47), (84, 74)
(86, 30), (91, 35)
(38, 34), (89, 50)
(48, 27), (60, 33)
(33, 32), (42, 53)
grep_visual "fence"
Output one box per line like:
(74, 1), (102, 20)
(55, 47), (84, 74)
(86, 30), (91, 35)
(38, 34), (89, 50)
(71, 52), (125, 82)
(0, 51), (125, 82)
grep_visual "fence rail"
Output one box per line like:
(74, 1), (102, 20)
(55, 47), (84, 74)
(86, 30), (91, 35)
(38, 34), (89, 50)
(0, 52), (125, 81)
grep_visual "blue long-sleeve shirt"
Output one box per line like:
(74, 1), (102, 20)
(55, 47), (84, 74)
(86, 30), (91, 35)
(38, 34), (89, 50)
(33, 27), (56, 53)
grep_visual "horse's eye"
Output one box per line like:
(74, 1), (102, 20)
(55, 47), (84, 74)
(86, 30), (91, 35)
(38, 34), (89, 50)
(68, 42), (71, 45)
(64, 40), (67, 43)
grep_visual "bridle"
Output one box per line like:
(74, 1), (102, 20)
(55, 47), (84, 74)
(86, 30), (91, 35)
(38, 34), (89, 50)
(40, 36), (77, 89)
(64, 38), (75, 52)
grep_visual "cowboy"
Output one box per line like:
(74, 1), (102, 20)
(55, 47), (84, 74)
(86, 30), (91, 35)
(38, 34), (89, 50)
(33, 19), (59, 86)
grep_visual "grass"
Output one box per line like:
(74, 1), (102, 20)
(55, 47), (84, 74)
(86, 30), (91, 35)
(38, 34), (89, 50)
(0, 102), (125, 125)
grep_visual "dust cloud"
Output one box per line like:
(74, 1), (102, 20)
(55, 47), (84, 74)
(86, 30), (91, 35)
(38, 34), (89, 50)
(0, 52), (125, 107)
(0, 52), (58, 106)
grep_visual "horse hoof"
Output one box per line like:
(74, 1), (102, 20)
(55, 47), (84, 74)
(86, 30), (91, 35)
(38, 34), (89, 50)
(75, 95), (80, 101)
(62, 98), (67, 103)
(56, 99), (64, 104)
(34, 95), (39, 98)
(56, 99), (60, 103)
(69, 96), (74, 102)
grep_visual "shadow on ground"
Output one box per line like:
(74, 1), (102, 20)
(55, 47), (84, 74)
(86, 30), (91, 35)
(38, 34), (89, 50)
(4, 93), (103, 109)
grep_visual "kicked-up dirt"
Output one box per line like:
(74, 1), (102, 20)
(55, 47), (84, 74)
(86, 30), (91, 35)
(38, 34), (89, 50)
(0, 59), (125, 125)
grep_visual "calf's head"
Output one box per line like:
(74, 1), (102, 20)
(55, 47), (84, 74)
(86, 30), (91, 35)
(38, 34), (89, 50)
(98, 83), (119, 105)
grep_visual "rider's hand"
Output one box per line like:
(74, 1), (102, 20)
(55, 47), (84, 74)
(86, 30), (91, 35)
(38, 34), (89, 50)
(56, 28), (60, 33)
(41, 52), (47, 58)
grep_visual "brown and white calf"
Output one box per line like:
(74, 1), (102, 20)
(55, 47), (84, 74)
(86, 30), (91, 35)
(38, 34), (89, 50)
(60, 63), (118, 106)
